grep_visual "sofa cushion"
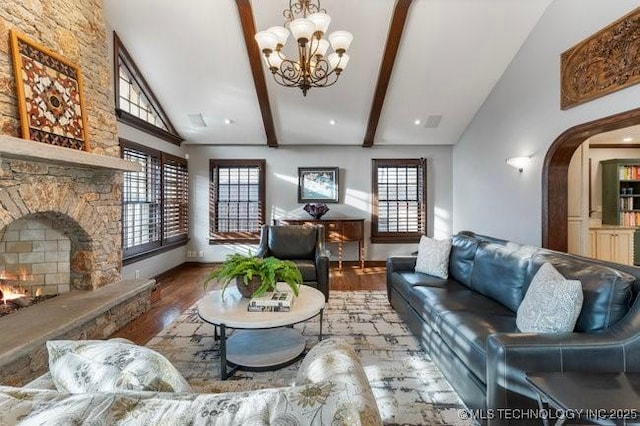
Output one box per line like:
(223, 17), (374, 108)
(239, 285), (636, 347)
(437, 310), (517, 383)
(469, 242), (540, 312)
(47, 340), (192, 394)
(449, 233), (480, 287)
(415, 236), (452, 279)
(537, 253), (635, 332)
(268, 226), (317, 260)
(516, 263), (583, 333)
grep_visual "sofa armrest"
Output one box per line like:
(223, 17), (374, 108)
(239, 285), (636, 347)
(386, 256), (417, 273)
(386, 256), (417, 301)
(486, 331), (631, 423)
(295, 338), (382, 424)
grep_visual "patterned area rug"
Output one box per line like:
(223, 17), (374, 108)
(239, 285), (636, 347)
(146, 290), (474, 426)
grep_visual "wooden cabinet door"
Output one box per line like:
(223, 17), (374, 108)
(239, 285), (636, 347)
(613, 231), (634, 265)
(594, 229), (634, 265)
(595, 231), (615, 262)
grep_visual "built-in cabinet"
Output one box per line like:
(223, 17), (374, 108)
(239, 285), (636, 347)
(601, 159), (640, 227)
(589, 227), (635, 265)
(599, 158), (640, 265)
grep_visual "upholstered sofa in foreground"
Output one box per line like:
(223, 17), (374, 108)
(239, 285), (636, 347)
(0, 338), (382, 425)
(387, 231), (640, 425)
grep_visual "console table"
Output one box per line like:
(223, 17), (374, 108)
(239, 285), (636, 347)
(280, 218), (365, 268)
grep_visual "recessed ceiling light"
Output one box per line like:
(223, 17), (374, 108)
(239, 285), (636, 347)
(414, 119), (422, 126)
(224, 118), (233, 125)
(624, 137), (633, 142)
(329, 119), (336, 125)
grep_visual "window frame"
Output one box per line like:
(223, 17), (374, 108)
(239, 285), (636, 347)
(121, 139), (189, 264)
(209, 159), (266, 244)
(113, 32), (183, 145)
(371, 158), (427, 244)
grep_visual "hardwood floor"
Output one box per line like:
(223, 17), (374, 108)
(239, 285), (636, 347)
(110, 263), (387, 345)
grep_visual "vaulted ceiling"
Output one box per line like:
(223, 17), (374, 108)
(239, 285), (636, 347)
(103, 0), (553, 146)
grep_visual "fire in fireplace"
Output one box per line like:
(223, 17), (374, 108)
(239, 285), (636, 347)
(0, 274), (51, 317)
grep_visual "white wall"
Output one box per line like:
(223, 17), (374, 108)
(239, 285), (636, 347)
(453, 0), (640, 245)
(186, 144), (453, 262)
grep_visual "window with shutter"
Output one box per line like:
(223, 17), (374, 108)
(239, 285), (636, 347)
(371, 158), (427, 243)
(121, 140), (189, 262)
(209, 160), (266, 244)
(163, 154), (189, 243)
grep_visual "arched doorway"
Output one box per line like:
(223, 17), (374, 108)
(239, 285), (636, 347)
(542, 106), (640, 251)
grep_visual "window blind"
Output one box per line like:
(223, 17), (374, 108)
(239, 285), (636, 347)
(372, 159), (426, 243)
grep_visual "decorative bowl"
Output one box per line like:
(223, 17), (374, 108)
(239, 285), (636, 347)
(303, 203), (329, 219)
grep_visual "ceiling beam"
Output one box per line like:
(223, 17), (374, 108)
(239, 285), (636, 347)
(235, 0), (278, 147)
(363, 0), (414, 147)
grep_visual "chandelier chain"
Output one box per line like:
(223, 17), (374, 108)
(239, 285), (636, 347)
(284, 0), (325, 22)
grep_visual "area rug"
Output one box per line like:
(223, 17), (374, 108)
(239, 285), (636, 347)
(146, 290), (475, 426)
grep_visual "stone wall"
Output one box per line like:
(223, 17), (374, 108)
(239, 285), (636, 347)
(0, 0), (118, 156)
(0, 0), (123, 289)
(0, 159), (122, 289)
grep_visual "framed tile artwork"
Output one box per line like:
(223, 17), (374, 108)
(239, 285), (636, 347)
(10, 30), (90, 151)
(298, 167), (340, 203)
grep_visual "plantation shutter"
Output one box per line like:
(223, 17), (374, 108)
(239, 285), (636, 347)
(371, 158), (427, 243)
(163, 154), (189, 243)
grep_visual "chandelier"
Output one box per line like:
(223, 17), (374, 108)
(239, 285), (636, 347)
(254, 0), (353, 96)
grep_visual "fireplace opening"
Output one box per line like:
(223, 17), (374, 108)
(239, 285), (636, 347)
(0, 212), (93, 311)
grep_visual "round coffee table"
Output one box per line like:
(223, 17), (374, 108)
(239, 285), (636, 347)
(197, 284), (325, 380)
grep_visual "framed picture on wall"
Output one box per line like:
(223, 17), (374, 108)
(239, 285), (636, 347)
(298, 167), (340, 203)
(9, 30), (90, 151)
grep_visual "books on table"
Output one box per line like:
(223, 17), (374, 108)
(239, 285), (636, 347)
(247, 291), (294, 312)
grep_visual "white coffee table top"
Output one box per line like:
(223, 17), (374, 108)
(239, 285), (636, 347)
(197, 284), (325, 329)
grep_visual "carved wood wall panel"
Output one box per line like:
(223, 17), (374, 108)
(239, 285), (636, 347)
(561, 7), (640, 110)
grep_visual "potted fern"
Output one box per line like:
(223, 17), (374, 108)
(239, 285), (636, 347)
(204, 253), (303, 299)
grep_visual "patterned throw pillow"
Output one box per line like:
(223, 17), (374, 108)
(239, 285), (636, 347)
(47, 340), (192, 393)
(516, 263), (583, 333)
(414, 236), (452, 279)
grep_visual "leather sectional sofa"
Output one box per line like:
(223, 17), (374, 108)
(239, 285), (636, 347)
(387, 231), (640, 425)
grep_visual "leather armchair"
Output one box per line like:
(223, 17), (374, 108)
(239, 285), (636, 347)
(255, 224), (330, 301)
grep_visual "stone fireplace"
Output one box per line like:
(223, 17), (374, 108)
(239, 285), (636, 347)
(0, 136), (153, 386)
(0, 136), (142, 289)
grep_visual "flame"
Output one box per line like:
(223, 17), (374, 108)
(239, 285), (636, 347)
(35, 288), (42, 297)
(0, 270), (29, 303)
(0, 284), (28, 303)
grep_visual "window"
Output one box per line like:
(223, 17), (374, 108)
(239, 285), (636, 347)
(113, 32), (183, 145)
(209, 160), (266, 244)
(371, 158), (427, 243)
(121, 140), (189, 261)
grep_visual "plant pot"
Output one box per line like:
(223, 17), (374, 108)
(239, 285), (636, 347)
(236, 276), (262, 298)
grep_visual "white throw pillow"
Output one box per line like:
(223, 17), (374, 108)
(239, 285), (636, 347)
(47, 339), (192, 393)
(516, 263), (583, 333)
(414, 236), (452, 279)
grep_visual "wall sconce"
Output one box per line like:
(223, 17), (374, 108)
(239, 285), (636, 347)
(506, 156), (532, 172)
